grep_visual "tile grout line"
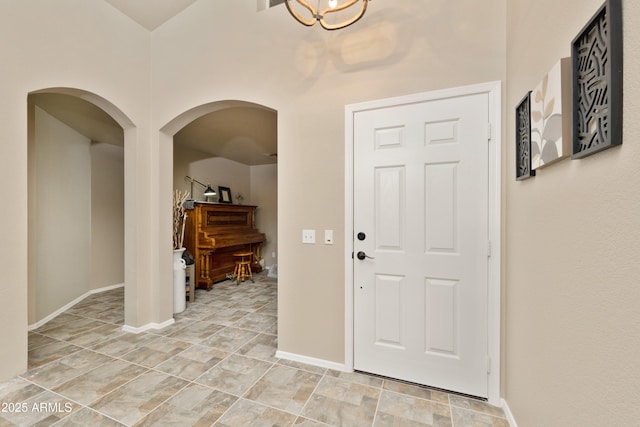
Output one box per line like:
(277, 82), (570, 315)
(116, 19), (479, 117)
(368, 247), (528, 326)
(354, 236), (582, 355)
(380, 384), (453, 408)
(450, 393), (456, 427)
(43, 387), (125, 427)
(125, 376), (194, 426)
(449, 403), (510, 422)
(19, 367), (139, 426)
(370, 380), (384, 427)
(297, 369), (329, 425)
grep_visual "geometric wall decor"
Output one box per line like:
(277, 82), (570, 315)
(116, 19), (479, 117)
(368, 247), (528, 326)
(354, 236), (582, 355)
(515, 91), (535, 180)
(531, 58), (571, 169)
(571, 0), (623, 159)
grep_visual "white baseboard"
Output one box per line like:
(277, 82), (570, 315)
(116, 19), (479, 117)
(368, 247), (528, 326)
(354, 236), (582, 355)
(501, 398), (518, 427)
(90, 283), (125, 293)
(122, 318), (175, 334)
(276, 350), (349, 372)
(28, 283), (124, 331)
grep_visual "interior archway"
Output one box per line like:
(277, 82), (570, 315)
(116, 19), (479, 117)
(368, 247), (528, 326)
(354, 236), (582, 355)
(160, 98), (278, 313)
(27, 87), (134, 329)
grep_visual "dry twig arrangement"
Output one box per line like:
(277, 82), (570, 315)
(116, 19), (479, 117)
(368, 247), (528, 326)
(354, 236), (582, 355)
(173, 189), (190, 249)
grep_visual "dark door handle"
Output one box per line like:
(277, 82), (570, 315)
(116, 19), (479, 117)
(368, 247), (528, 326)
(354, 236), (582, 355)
(356, 251), (374, 260)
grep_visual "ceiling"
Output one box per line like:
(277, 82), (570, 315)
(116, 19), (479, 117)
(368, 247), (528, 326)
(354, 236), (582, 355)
(103, 0), (198, 31)
(102, 0), (285, 30)
(30, 92), (278, 166)
(28, 2), (279, 166)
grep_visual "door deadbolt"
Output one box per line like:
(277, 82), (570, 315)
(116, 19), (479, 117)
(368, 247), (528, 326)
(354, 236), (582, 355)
(357, 232), (366, 241)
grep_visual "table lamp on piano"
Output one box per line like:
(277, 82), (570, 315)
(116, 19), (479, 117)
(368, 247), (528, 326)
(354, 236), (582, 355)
(185, 175), (217, 205)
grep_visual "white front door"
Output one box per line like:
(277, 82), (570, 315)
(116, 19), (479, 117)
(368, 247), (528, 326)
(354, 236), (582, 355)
(353, 92), (490, 398)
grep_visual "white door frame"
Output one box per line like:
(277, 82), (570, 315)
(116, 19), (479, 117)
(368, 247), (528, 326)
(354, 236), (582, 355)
(344, 81), (502, 405)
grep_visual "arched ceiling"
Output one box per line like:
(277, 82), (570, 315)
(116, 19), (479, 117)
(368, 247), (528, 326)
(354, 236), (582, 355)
(29, 93), (278, 166)
(174, 106), (278, 166)
(29, 93), (124, 147)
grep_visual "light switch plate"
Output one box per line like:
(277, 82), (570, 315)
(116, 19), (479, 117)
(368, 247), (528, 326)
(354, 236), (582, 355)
(302, 229), (315, 244)
(324, 230), (334, 244)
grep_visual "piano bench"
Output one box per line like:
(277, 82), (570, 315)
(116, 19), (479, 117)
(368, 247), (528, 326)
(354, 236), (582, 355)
(232, 252), (254, 283)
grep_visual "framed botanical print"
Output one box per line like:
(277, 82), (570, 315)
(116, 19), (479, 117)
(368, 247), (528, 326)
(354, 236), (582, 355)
(530, 58), (571, 169)
(218, 186), (232, 203)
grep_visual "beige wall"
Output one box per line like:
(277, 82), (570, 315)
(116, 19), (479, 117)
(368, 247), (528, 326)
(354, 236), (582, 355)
(151, 0), (507, 364)
(173, 146), (253, 203)
(505, 1), (640, 425)
(31, 107), (92, 324)
(91, 142), (125, 291)
(0, 0), (152, 379)
(189, 157), (251, 203)
(28, 111), (124, 325)
(250, 164), (278, 267)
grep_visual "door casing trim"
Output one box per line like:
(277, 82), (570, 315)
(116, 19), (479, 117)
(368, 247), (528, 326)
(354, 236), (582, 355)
(344, 81), (502, 405)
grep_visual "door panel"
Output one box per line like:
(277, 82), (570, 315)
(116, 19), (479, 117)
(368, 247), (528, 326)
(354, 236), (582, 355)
(375, 274), (404, 347)
(425, 277), (458, 356)
(425, 162), (458, 253)
(375, 166), (405, 251)
(353, 93), (489, 398)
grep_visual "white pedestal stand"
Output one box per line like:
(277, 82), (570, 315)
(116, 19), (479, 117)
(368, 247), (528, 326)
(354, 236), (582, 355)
(173, 248), (186, 314)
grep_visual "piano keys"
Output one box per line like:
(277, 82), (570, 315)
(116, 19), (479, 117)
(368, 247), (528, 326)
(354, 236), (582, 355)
(183, 202), (266, 289)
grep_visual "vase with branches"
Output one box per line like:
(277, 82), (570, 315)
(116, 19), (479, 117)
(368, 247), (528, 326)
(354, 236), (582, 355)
(172, 189), (190, 313)
(173, 189), (189, 250)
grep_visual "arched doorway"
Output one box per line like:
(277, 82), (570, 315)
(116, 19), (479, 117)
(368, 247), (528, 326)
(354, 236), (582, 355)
(160, 99), (278, 310)
(27, 88), (134, 328)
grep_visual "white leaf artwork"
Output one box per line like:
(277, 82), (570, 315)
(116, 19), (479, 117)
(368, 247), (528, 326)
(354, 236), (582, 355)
(530, 58), (571, 169)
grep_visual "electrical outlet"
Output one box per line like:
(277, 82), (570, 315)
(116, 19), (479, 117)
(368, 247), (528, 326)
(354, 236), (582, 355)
(324, 229), (334, 244)
(302, 229), (316, 244)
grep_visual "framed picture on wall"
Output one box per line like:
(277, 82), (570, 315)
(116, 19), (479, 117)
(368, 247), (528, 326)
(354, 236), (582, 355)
(515, 91), (535, 180)
(530, 58), (571, 169)
(218, 186), (232, 203)
(571, 0), (623, 158)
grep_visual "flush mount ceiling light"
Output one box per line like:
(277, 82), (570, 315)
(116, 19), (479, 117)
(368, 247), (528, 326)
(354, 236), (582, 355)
(285, 0), (370, 30)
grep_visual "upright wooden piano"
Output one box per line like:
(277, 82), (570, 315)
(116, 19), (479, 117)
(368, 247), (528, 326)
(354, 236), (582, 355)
(183, 202), (265, 289)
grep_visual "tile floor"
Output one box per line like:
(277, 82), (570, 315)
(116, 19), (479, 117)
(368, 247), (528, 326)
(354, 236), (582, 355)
(1, 273), (509, 426)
